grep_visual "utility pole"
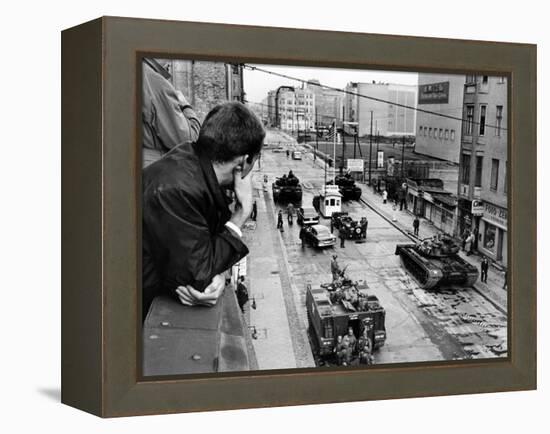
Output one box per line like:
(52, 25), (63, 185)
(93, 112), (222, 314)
(333, 119), (337, 184)
(314, 111), (318, 163)
(401, 135), (406, 179)
(368, 110), (373, 185)
(341, 107), (346, 173)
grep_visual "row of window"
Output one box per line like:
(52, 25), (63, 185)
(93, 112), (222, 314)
(464, 104), (504, 137)
(281, 100), (314, 106)
(461, 154), (507, 192)
(465, 75), (506, 85)
(418, 126), (456, 141)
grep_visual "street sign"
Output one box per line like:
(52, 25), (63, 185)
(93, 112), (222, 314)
(377, 150), (384, 169)
(472, 199), (484, 216)
(347, 159), (364, 172)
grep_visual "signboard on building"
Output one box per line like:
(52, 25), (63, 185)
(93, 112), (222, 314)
(418, 81), (450, 104)
(377, 151), (384, 169)
(387, 157), (396, 176)
(347, 159), (364, 172)
(483, 202), (507, 228)
(472, 199), (484, 216)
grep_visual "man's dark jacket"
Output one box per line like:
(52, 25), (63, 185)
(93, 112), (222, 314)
(142, 142), (249, 319)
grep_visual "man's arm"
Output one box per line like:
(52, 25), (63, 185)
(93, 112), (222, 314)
(144, 187), (248, 293)
(155, 85), (201, 148)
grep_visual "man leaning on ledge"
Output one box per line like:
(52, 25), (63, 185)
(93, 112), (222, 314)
(142, 102), (265, 320)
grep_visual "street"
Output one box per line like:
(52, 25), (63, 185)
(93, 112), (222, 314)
(240, 129), (507, 370)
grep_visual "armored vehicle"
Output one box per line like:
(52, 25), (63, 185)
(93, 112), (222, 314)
(306, 279), (386, 365)
(328, 173), (362, 201)
(272, 171), (302, 203)
(395, 235), (479, 289)
(332, 212), (367, 240)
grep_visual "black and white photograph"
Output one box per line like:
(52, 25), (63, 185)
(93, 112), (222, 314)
(141, 57), (509, 376)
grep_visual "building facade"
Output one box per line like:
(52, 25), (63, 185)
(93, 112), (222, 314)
(268, 86), (316, 132)
(306, 79), (343, 127)
(457, 75), (508, 266)
(345, 82), (417, 138)
(157, 59), (245, 121)
(415, 74), (465, 163)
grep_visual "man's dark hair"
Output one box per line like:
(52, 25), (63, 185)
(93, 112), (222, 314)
(197, 102), (265, 162)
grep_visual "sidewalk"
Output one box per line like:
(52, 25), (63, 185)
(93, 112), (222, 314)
(355, 182), (508, 311)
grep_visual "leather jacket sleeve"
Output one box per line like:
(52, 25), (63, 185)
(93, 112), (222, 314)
(145, 187), (249, 293)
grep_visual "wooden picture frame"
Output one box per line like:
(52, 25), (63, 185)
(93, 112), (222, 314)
(61, 16), (536, 417)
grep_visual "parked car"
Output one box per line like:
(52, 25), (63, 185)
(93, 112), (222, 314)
(303, 224), (337, 248)
(297, 207), (320, 226)
(292, 150), (302, 160)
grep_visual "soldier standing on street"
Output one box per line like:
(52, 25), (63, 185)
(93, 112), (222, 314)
(480, 257), (489, 283)
(358, 330), (373, 365)
(413, 215), (420, 236)
(361, 217), (368, 239)
(331, 255), (341, 281)
(334, 335), (346, 366)
(339, 229), (346, 248)
(236, 276), (249, 314)
(251, 201), (257, 221)
(346, 327), (357, 353)
(299, 226), (307, 248)
(277, 210), (284, 231)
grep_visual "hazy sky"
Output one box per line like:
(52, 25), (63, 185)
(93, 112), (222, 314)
(243, 63), (419, 103)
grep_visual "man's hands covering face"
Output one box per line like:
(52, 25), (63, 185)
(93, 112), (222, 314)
(176, 273), (226, 307)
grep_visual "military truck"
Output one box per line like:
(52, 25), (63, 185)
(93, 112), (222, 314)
(306, 279), (386, 365)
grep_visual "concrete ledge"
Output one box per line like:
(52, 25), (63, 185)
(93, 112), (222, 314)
(143, 285), (250, 376)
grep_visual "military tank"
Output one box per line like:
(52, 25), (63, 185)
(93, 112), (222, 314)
(329, 173), (362, 201)
(272, 171), (302, 203)
(395, 235), (479, 289)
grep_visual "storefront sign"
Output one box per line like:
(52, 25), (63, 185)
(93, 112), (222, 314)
(483, 202), (507, 228)
(346, 158), (364, 172)
(471, 199), (484, 216)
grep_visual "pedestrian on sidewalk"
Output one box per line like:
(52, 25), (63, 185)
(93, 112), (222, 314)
(339, 229), (346, 248)
(286, 149), (290, 159)
(250, 200), (257, 221)
(413, 215), (420, 236)
(465, 232), (474, 256)
(399, 183), (407, 211)
(382, 189), (388, 204)
(236, 276), (249, 314)
(392, 204), (397, 222)
(480, 257), (489, 283)
(277, 210), (284, 231)
(461, 231), (468, 251)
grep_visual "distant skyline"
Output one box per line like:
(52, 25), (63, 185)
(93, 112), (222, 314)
(243, 63), (420, 103)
